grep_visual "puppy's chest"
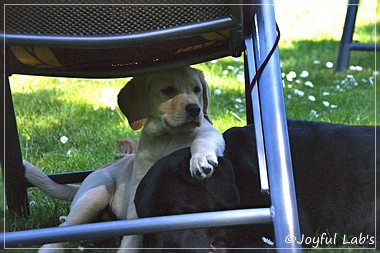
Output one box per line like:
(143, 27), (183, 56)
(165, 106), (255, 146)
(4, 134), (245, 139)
(136, 133), (194, 170)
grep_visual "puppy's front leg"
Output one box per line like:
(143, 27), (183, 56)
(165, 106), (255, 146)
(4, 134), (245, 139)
(118, 235), (141, 253)
(190, 122), (225, 179)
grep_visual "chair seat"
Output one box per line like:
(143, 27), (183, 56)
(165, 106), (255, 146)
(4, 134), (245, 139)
(5, 5), (231, 36)
(6, 29), (233, 77)
(4, 2), (244, 77)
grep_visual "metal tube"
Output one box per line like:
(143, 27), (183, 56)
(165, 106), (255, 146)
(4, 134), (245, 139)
(3, 208), (271, 248)
(4, 18), (234, 48)
(350, 42), (379, 51)
(244, 35), (269, 193)
(253, 2), (301, 251)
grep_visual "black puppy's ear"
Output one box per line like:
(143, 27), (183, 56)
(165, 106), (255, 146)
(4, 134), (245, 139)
(136, 148), (192, 217)
(202, 158), (240, 208)
(178, 156), (240, 208)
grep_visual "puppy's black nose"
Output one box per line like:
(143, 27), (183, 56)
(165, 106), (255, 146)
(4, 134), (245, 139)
(185, 103), (201, 118)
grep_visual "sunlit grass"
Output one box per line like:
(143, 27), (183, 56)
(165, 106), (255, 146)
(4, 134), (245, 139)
(275, 0), (378, 42)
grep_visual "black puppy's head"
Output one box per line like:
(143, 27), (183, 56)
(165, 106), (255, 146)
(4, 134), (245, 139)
(135, 148), (240, 250)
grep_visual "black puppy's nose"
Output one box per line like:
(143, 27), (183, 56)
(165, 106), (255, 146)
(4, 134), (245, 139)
(185, 103), (201, 118)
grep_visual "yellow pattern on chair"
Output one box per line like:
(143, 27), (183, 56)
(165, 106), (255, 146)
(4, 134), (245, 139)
(10, 46), (62, 69)
(175, 29), (231, 54)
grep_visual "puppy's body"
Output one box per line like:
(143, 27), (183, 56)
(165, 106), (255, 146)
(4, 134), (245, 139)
(24, 67), (225, 251)
(136, 120), (377, 250)
(118, 67), (224, 248)
(122, 112), (223, 248)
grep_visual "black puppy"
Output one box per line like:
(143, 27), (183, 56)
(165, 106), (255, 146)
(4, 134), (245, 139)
(136, 150), (246, 251)
(135, 120), (377, 250)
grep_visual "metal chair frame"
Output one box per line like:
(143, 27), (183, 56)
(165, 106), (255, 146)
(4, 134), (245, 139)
(1, 1), (302, 251)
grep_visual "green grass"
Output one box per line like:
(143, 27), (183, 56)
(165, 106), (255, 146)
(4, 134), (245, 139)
(2, 1), (379, 250)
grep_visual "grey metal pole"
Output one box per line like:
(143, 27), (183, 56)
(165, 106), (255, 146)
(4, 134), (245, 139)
(3, 208), (271, 248)
(252, 1), (302, 251)
(245, 35), (270, 193)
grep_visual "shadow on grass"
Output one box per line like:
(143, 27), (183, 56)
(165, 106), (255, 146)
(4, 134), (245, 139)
(11, 88), (132, 169)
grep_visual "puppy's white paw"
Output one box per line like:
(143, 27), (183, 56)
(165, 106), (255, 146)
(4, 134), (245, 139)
(190, 153), (218, 179)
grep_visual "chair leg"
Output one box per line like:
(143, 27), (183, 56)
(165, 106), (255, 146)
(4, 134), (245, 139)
(248, 1), (301, 251)
(336, 0), (359, 72)
(244, 37), (270, 194)
(1, 74), (29, 216)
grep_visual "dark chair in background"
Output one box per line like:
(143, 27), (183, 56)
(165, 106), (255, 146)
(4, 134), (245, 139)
(1, 1), (301, 251)
(336, 0), (379, 71)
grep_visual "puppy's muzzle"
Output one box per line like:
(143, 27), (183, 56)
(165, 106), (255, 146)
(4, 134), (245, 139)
(185, 103), (201, 118)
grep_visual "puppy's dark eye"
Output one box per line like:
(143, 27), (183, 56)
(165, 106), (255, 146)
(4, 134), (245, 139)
(193, 86), (201, 93)
(161, 86), (177, 95)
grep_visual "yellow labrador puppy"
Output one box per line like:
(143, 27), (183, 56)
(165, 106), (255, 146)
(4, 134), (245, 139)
(24, 67), (225, 251)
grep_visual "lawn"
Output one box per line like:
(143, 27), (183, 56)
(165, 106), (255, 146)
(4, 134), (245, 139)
(2, 0), (379, 250)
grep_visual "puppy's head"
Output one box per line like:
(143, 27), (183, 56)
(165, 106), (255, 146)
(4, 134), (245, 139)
(118, 67), (211, 131)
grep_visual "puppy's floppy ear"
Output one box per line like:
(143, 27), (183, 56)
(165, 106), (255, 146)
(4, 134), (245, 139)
(118, 76), (149, 130)
(136, 148), (193, 217)
(202, 158), (240, 208)
(193, 68), (212, 124)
